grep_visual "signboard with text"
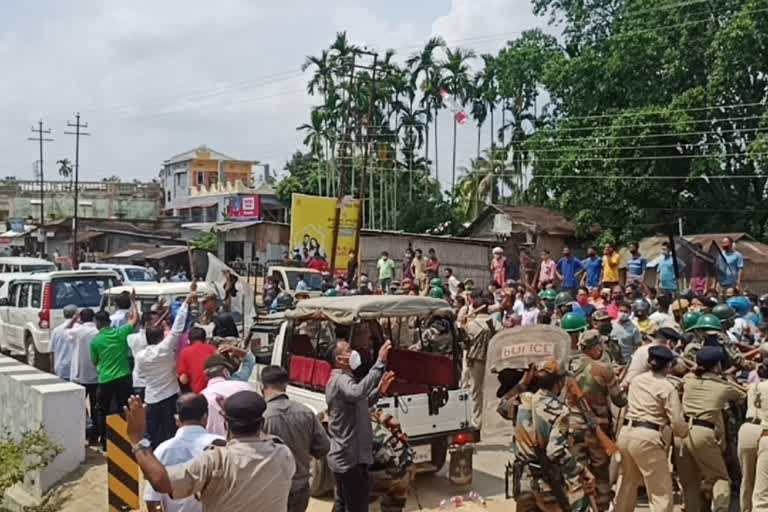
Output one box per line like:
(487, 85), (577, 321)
(229, 195), (261, 221)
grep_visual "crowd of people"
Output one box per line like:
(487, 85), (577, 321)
(46, 234), (767, 512)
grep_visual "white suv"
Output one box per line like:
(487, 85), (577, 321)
(78, 263), (156, 286)
(0, 270), (119, 370)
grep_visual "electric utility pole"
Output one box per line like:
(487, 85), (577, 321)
(65, 113), (91, 269)
(28, 121), (53, 255)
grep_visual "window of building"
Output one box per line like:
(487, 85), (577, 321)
(197, 172), (204, 185)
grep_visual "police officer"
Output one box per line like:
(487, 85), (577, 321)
(568, 330), (627, 511)
(750, 359), (768, 509)
(461, 313), (497, 428)
(676, 346), (746, 512)
(512, 358), (595, 512)
(125, 391), (296, 512)
(591, 309), (622, 365)
(615, 345), (688, 512)
(562, 311), (588, 356)
(739, 355), (768, 512)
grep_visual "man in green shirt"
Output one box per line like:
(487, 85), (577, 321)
(91, 295), (140, 451)
(377, 251), (396, 294)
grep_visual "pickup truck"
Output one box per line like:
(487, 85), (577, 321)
(248, 294), (476, 496)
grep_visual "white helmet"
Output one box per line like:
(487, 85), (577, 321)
(492, 246), (504, 254)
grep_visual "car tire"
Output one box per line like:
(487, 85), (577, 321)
(426, 438), (448, 474)
(308, 456), (334, 497)
(25, 335), (51, 372)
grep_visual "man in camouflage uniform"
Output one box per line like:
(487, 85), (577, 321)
(370, 409), (414, 512)
(568, 330), (627, 511)
(684, 313), (751, 371)
(513, 358), (595, 512)
(591, 310), (622, 366)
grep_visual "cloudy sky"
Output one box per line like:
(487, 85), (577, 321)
(1, 0), (546, 189)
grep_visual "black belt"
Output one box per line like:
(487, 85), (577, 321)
(747, 418), (762, 425)
(624, 419), (661, 431)
(686, 416), (716, 430)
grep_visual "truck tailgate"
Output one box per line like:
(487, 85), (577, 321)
(376, 388), (471, 438)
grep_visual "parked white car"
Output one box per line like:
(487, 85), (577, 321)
(79, 263), (156, 286)
(0, 257), (56, 273)
(101, 282), (216, 315)
(0, 270), (120, 370)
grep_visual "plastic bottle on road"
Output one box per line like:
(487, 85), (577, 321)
(438, 495), (465, 508)
(468, 490), (486, 505)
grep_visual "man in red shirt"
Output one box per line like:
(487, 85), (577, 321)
(178, 327), (216, 393)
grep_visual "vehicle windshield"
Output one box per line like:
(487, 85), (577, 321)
(52, 276), (118, 309)
(21, 264), (56, 272)
(125, 268), (155, 282)
(285, 271), (324, 291)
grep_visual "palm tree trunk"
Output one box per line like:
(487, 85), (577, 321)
(408, 141), (413, 201)
(490, 109), (495, 149)
(476, 123), (481, 159)
(434, 108), (439, 182)
(451, 117), (457, 203)
(501, 106), (505, 146)
(369, 165), (375, 230)
(393, 167), (398, 230)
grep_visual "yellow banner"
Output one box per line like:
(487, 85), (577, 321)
(290, 194), (360, 273)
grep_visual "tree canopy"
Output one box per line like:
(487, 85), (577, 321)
(279, 1), (768, 242)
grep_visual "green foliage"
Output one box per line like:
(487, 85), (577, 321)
(189, 232), (218, 252)
(0, 427), (63, 512)
(284, 7), (768, 241)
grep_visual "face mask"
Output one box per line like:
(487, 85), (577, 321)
(613, 294), (624, 303)
(619, 313), (631, 323)
(348, 350), (362, 370)
(599, 325), (612, 335)
(577, 296), (588, 306)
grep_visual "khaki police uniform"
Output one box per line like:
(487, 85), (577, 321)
(615, 370), (688, 512)
(750, 380), (768, 509)
(676, 372), (745, 512)
(167, 435), (296, 512)
(739, 382), (766, 512)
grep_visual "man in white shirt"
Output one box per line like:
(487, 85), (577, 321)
(144, 393), (224, 512)
(443, 267), (461, 298)
(135, 287), (195, 448)
(128, 309), (167, 401)
(51, 305), (77, 381)
(110, 291), (132, 328)
(66, 308), (101, 445)
(624, 327), (686, 385)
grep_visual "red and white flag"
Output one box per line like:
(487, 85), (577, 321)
(440, 89), (468, 124)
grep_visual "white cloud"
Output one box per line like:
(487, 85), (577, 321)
(1, 0), (542, 186)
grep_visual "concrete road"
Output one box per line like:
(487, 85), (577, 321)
(307, 440), (514, 511)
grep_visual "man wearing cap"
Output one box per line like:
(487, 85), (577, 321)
(144, 393), (224, 512)
(126, 391), (296, 512)
(676, 346), (746, 512)
(326, 340), (394, 512)
(199, 353), (252, 437)
(592, 309), (622, 365)
(624, 327), (685, 385)
(262, 366), (330, 512)
(568, 330), (627, 511)
(615, 345), (689, 512)
(512, 358), (595, 512)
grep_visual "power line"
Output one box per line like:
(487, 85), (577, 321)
(64, 113), (91, 269)
(27, 120), (53, 231)
(538, 101), (766, 123)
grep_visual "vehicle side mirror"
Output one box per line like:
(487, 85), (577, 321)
(0, 298), (9, 307)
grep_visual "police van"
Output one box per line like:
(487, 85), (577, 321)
(248, 295), (477, 495)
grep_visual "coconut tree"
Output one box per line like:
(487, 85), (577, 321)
(479, 54), (499, 148)
(455, 146), (518, 218)
(406, 36), (446, 180)
(57, 158), (73, 191)
(442, 47), (475, 199)
(498, 100), (535, 203)
(469, 74), (488, 159)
